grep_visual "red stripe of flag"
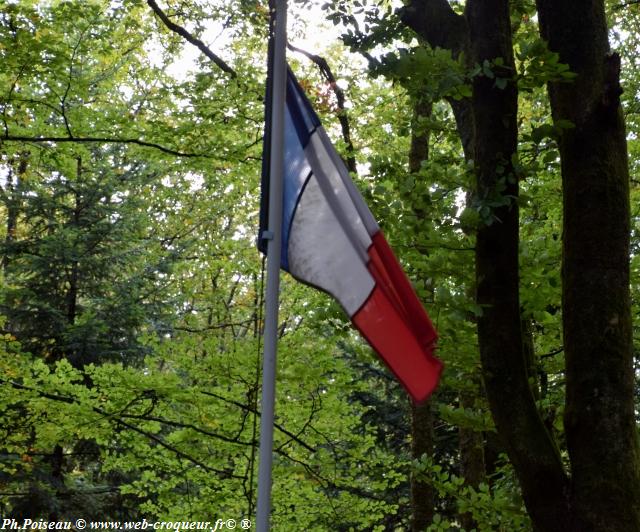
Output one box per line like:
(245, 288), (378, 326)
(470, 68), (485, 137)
(352, 232), (442, 402)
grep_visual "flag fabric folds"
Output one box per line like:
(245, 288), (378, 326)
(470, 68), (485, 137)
(259, 68), (443, 403)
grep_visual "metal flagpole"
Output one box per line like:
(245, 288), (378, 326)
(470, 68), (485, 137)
(256, 0), (286, 530)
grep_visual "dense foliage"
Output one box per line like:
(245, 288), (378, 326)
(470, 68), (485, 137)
(1, 0), (639, 530)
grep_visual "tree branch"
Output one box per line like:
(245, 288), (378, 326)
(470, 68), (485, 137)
(399, 0), (468, 54)
(275, 390), (320, 453)
(146, 0), (237, 78)
(173, 319), (256, 333)
(114, 417), (243, 479)
(60, 27), (89, 138)
(121, 412), (253, 447)
(1, 134), (212, 158)
(288, 43), (357, 174)
(0, 376), (318, 470)
(540, 347), (564, 360)
(200, 390), (317, 453)
(0, 378), (240, 479)
(614, 0), (640, 9)
(2, 64), (28, 138)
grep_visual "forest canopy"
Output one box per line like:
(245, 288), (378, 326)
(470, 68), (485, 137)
(1, 1), (640, 530)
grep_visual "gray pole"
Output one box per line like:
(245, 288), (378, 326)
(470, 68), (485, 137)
(256, 1), (286, 531)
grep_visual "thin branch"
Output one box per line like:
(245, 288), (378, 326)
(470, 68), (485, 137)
(115, 417), (243, 479)
(1, 376), (318, 476)
(146, 0), (237, 77)
(540, 347), (564, 360)
(121, 412), (254, 447)
(1, 134), (213, 158)
(614, 0), (640, 9)
(409, 243), (475, 252)
(288, 43), (357, 174)
(2, 64), (28, 138)
(0, 378), (239, 479)
(60, 27), (89, 138)
(1, 378), (75, 405)
(173, 320), (256, 333)
(200, 390), (317, 453)
(9, 97), (65, 119)
(275, 391), (320, 453)
(281, 446), (388, 503)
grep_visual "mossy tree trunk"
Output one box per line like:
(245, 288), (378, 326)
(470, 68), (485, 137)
(536, 1), (640, 529)
(402, 1), (571, 529)
(465, 2), (571, 528)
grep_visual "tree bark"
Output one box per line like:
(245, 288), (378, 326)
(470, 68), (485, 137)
(458, 389), (485, 531)
(409, 99), (432, 174)
(408, 98), (436, 532)
(48, 444), (65, 521)
(466, 2), (570, 527)
(402, 2), (571, 529)
(411, 401), (435, 531)
(536, 1), (640, 529)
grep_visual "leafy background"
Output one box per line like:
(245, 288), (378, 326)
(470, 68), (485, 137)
(1, 0), (639, 530)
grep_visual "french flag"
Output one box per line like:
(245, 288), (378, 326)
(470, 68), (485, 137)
(259, 68), (443, 403)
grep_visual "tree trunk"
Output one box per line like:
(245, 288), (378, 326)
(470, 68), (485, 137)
(48, 443), (64, 521)
(402, 2), (572, 529)
(458, 389), (485, 531)
(2, 156), (28, 273)
(536, 1), (640, 529)
(522, 317), (540, 400)
(466, 2), (570, 527)
(411, 401), (435, 531)
(408, 97), (436, 532)
(64, 158), (82, 366)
